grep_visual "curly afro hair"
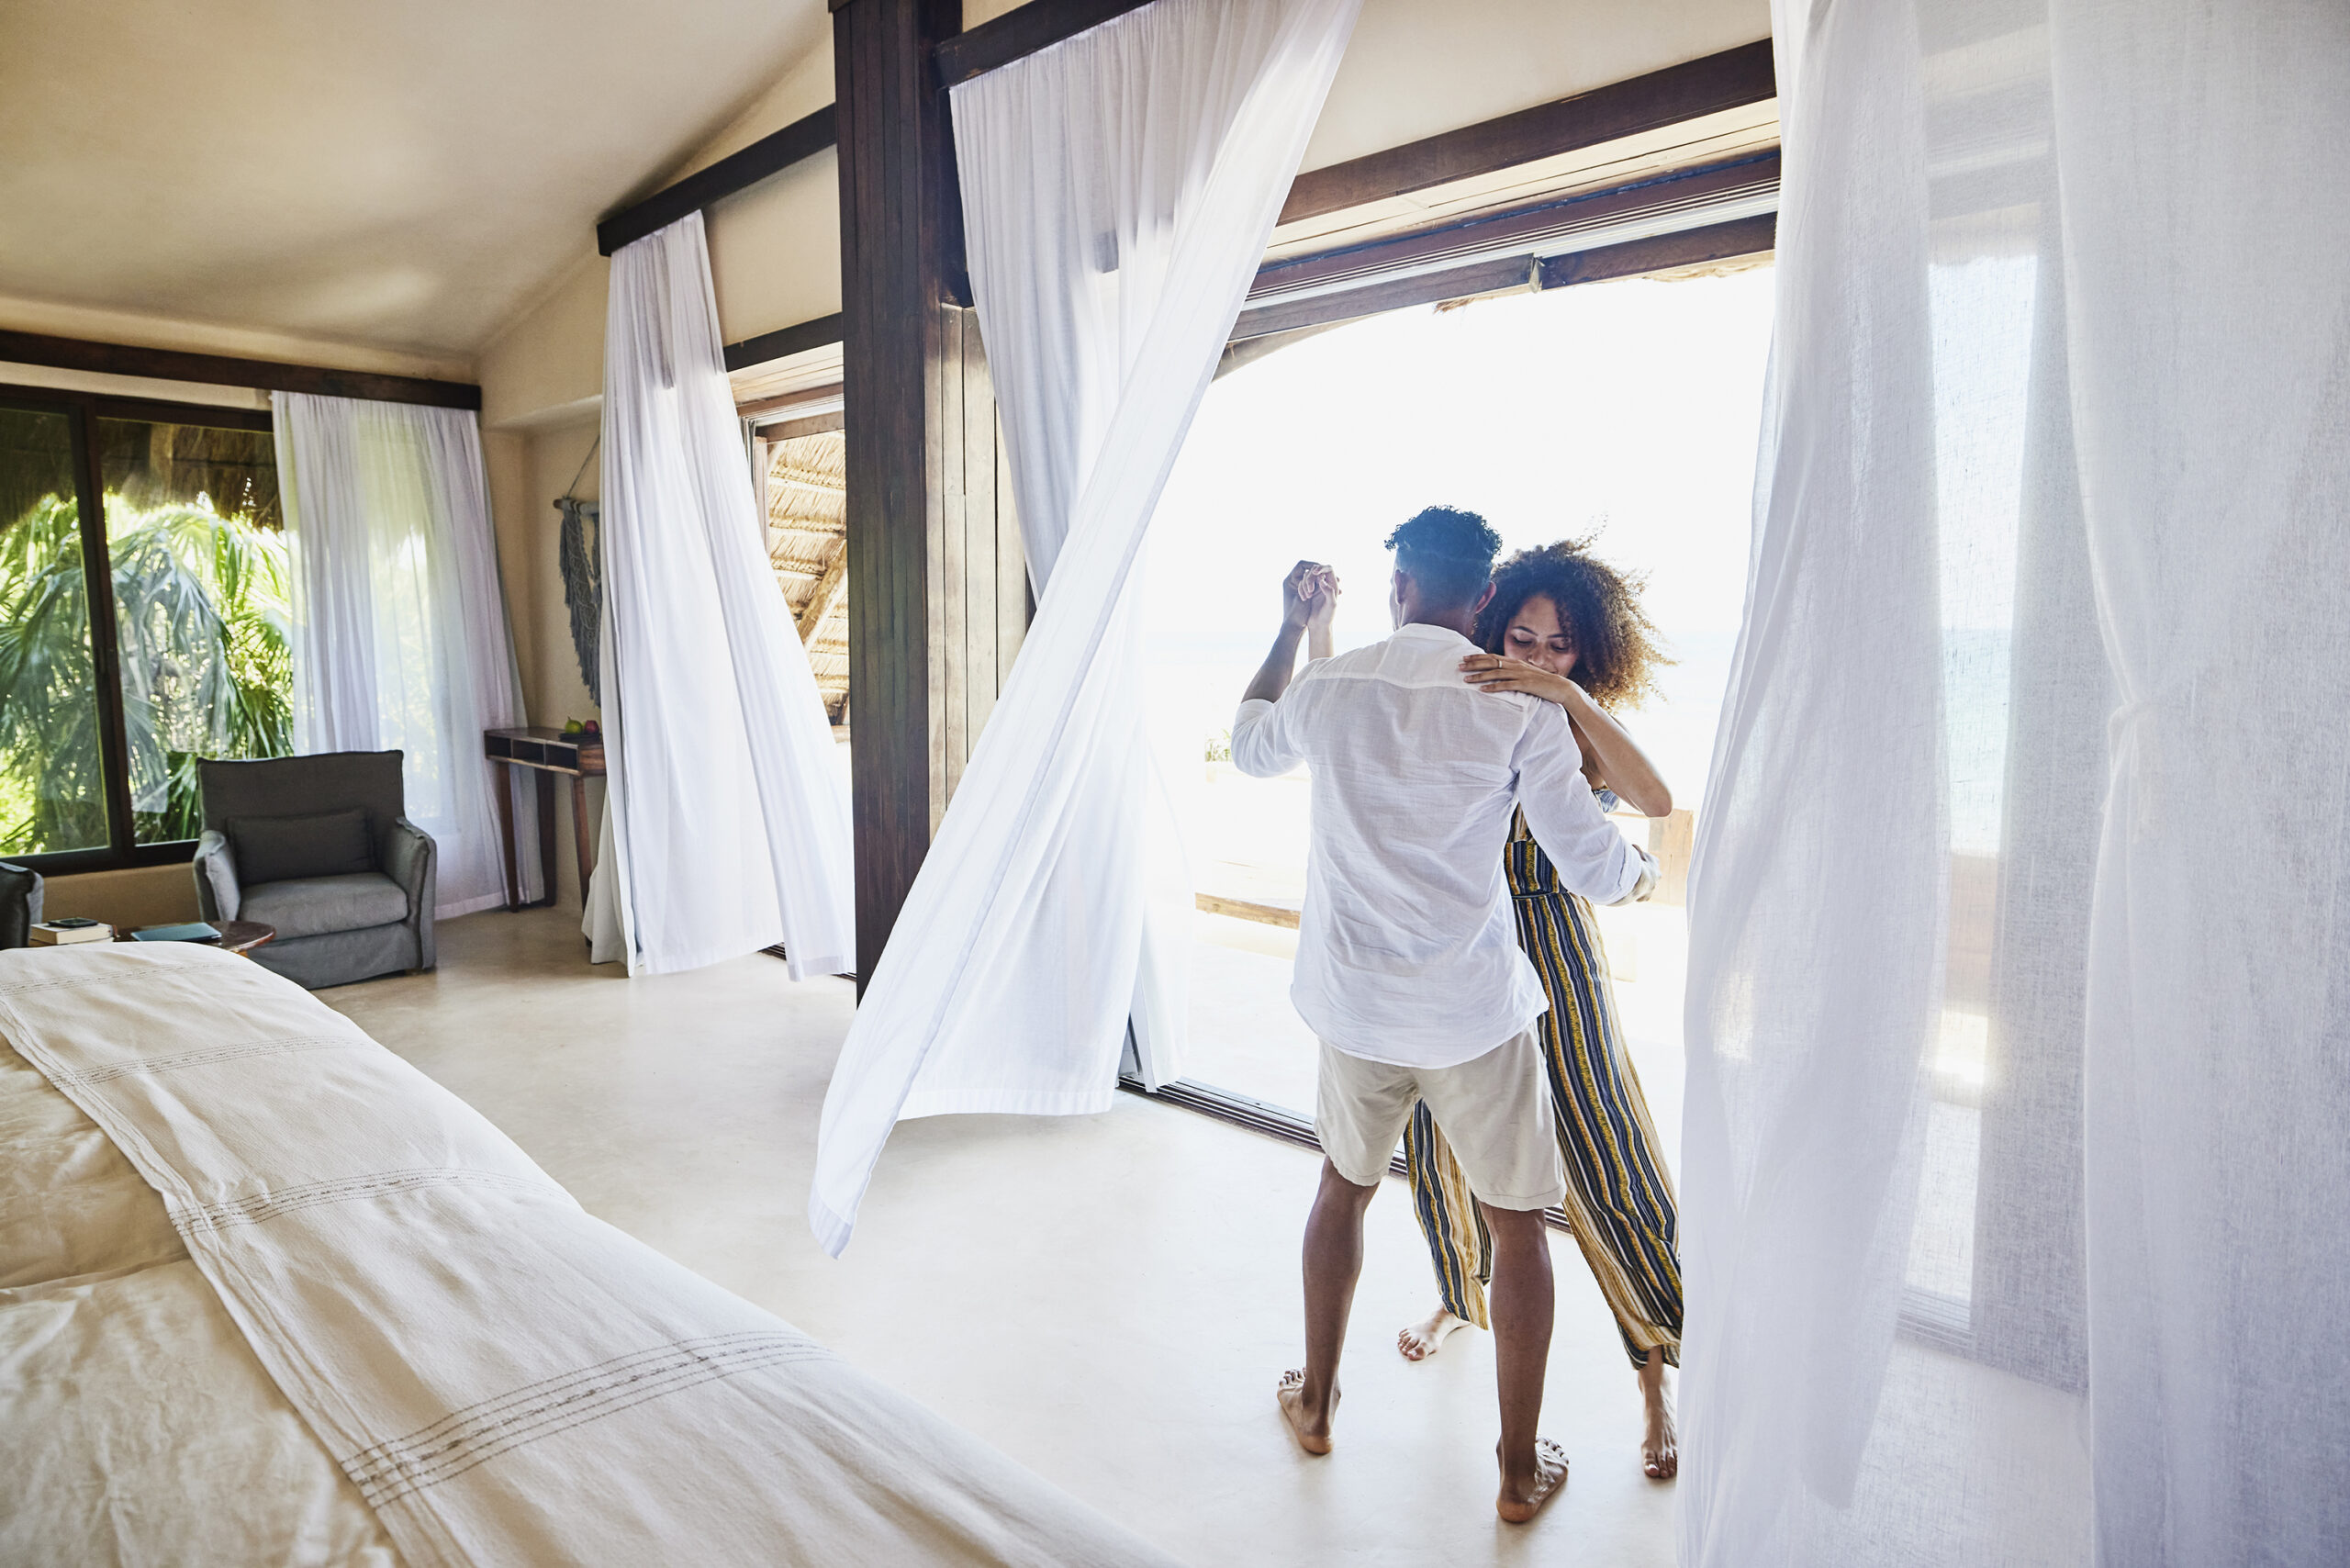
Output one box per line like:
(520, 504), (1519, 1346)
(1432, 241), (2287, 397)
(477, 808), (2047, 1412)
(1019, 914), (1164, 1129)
(1383, 504), (1504, 608)
(1472, 532), (1671, 711)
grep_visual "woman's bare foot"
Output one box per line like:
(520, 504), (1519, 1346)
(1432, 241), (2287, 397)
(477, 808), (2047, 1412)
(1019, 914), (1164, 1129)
(1276, 1369), (1337, 1455)
(1496, 1438), (1569, 1523)
(1639, 1349), (1678, 1479)
(1396, 1305), (1471, 1361)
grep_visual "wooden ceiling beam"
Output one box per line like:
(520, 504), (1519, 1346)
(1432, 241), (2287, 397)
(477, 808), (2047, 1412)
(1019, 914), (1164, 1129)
(0, 330), (479, 410)
(598, 106), (839, 256)
(1250, 151), (1778, 302)
(723, 315), (845, 373)
(930, 0), (1156, 87)
(1277, 39), (1776, 227)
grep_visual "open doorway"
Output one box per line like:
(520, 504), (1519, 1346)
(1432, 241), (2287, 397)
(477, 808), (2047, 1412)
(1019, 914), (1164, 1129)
(1138, 261), (1775, 1170)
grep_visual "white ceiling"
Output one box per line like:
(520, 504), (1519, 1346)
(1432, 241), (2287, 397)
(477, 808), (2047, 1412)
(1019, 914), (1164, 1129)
(0, 0), (829, 363)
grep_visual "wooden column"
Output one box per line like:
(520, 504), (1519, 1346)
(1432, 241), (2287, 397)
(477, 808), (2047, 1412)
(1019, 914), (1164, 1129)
(832, 0), (1024, 988)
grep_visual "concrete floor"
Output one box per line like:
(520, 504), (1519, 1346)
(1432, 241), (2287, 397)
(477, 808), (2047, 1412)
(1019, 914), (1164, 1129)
(322, 907), (1678, 1568)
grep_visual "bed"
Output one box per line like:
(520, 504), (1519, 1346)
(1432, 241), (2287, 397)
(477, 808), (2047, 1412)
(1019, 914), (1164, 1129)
(0, 941), (1179, 1568)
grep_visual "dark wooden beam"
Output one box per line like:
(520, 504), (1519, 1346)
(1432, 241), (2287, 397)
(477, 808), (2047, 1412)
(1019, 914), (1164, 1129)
(931, 0), (1156, 87)
(597, 105), (841, 257)
(1229, 211), (1776, 344)
(0, 382), (273, 429)
(1536, 211), (1776, 289)
(738, 381), (845, 420)
(722, 313), (846, 372)
(1279, 39), (1776, 226)
(1250, 151), (1779, 305)
(0, 330), (479, 410)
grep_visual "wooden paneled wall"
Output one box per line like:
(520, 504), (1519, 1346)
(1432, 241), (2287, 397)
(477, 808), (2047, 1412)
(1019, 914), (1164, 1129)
(928, 307), (1026, 827)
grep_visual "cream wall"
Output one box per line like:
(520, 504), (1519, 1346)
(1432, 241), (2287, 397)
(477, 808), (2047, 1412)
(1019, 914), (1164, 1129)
(476, 44), (840, 431)
(1304, 0), (1769, 169)
(476, 417), (604, 911)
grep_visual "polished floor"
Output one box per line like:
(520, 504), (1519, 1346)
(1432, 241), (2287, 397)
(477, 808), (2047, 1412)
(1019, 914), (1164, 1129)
(323, 907), (1679, 1568)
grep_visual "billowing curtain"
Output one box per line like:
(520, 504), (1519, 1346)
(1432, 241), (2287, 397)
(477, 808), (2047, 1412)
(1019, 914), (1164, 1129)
(1681, 2), (2350, 1564)
(587, 211), (854, 980)
(809, 0), (1360, 1256)
(275, 393), (538, 916)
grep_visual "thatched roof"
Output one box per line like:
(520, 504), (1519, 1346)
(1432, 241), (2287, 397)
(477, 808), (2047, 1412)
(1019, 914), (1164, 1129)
(0, 409), (280, 532)
(762, 428), (848, 725)
(104, 420), (281, 529)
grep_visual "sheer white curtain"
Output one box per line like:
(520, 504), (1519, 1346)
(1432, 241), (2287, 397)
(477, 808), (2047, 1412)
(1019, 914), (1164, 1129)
(275, 393), (537, 915)
(586, 211), (854, 980)
(809, 0), (1359, 1256)
(1682, 2), (2350, 1563)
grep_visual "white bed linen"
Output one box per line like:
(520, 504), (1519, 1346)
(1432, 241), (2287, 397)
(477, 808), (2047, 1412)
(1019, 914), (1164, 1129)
(0, 944), (1179, 1568)
(1, 1037), (401, 1566)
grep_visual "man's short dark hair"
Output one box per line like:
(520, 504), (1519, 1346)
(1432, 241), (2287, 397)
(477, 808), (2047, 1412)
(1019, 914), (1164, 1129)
(1384, 506), (1503, 608)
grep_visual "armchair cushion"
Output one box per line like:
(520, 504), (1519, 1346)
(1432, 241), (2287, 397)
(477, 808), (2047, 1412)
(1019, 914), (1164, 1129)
(227, 808), (376, 887)
(240, 873), (409, 943)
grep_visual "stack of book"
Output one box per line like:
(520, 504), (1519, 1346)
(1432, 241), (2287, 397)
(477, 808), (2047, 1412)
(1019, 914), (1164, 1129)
(29, 919), (112, 946)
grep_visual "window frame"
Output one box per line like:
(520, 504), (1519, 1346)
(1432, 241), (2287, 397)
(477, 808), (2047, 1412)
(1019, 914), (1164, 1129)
(0, 381), (277, 874)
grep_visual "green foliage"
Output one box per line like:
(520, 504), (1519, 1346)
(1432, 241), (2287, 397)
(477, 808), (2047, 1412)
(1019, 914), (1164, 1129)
(0, 492), (291, 853)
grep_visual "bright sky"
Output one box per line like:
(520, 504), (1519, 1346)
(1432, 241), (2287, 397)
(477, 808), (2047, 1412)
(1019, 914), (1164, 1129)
(1141, 264), (1777, 814)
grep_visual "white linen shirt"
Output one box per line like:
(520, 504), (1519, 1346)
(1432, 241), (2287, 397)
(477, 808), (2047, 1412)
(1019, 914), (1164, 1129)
(1231, 622), (1649, 1068)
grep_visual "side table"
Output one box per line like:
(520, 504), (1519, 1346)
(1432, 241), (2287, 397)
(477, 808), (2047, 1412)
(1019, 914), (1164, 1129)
(213, 919), (278, 956)
(485, 727), (606, 912)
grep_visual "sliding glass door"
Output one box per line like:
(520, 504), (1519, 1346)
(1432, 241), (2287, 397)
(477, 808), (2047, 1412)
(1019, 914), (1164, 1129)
(0, 388), (287, 869)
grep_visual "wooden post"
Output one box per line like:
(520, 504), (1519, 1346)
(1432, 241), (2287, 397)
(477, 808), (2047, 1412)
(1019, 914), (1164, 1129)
(832, 0), (1024, 991)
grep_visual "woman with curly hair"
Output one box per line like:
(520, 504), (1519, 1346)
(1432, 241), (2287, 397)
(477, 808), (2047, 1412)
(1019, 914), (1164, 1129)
(1393, 535), (1686, 1481)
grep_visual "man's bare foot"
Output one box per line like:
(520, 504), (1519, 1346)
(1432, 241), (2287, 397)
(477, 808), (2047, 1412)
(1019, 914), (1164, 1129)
(1496, 1438), (1569, 1523)
(1396, 1305), (1471, 1361)
(1276, 1369), (1337, 1456)
(1639, 1350), (1678, 1479)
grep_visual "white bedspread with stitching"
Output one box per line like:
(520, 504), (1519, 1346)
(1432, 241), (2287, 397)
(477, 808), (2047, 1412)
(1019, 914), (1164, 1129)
(0, 942), (1177, 1568)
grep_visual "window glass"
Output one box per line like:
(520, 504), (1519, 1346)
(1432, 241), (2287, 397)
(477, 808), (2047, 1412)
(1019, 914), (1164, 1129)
(97, 417), (289, 843)
(0, 407), (109, 856)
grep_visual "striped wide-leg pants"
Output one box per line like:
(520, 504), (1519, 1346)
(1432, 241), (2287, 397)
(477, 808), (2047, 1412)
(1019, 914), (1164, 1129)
(1404, 864), (1682, 1368)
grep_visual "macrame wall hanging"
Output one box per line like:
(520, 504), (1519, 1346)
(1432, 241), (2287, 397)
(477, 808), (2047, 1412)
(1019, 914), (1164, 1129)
(555, 437), (601, 705)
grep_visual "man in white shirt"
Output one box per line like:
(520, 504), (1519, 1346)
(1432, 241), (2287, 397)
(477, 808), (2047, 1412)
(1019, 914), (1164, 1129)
(1232, 506), (1655, 1525)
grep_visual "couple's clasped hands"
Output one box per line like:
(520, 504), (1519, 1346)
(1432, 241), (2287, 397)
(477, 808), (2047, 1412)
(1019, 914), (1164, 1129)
(1281, 560), (1341, 634)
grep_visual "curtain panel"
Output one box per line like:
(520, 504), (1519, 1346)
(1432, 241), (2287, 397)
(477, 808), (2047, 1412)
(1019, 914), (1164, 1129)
(1681, 2), (2350, 1563)
(274, 393), (537, 916)
(809, 0), (1360, 1257)
(587, 212), (855, 980)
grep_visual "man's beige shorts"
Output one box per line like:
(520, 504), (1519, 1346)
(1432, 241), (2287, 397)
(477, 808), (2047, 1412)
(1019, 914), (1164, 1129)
(1315, 1027), (1564, 1211)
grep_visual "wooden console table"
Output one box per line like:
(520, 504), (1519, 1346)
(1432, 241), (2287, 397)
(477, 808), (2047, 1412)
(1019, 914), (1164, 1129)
(485, 727), (605, 911)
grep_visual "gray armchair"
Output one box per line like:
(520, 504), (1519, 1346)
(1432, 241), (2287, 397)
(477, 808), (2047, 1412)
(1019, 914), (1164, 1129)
(0, 861), (42, 948)
(193, 751), (435, 989)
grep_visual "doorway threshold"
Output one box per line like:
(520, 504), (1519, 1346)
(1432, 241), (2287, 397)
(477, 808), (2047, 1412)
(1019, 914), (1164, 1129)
(1117, 1072), (1572, 1234)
